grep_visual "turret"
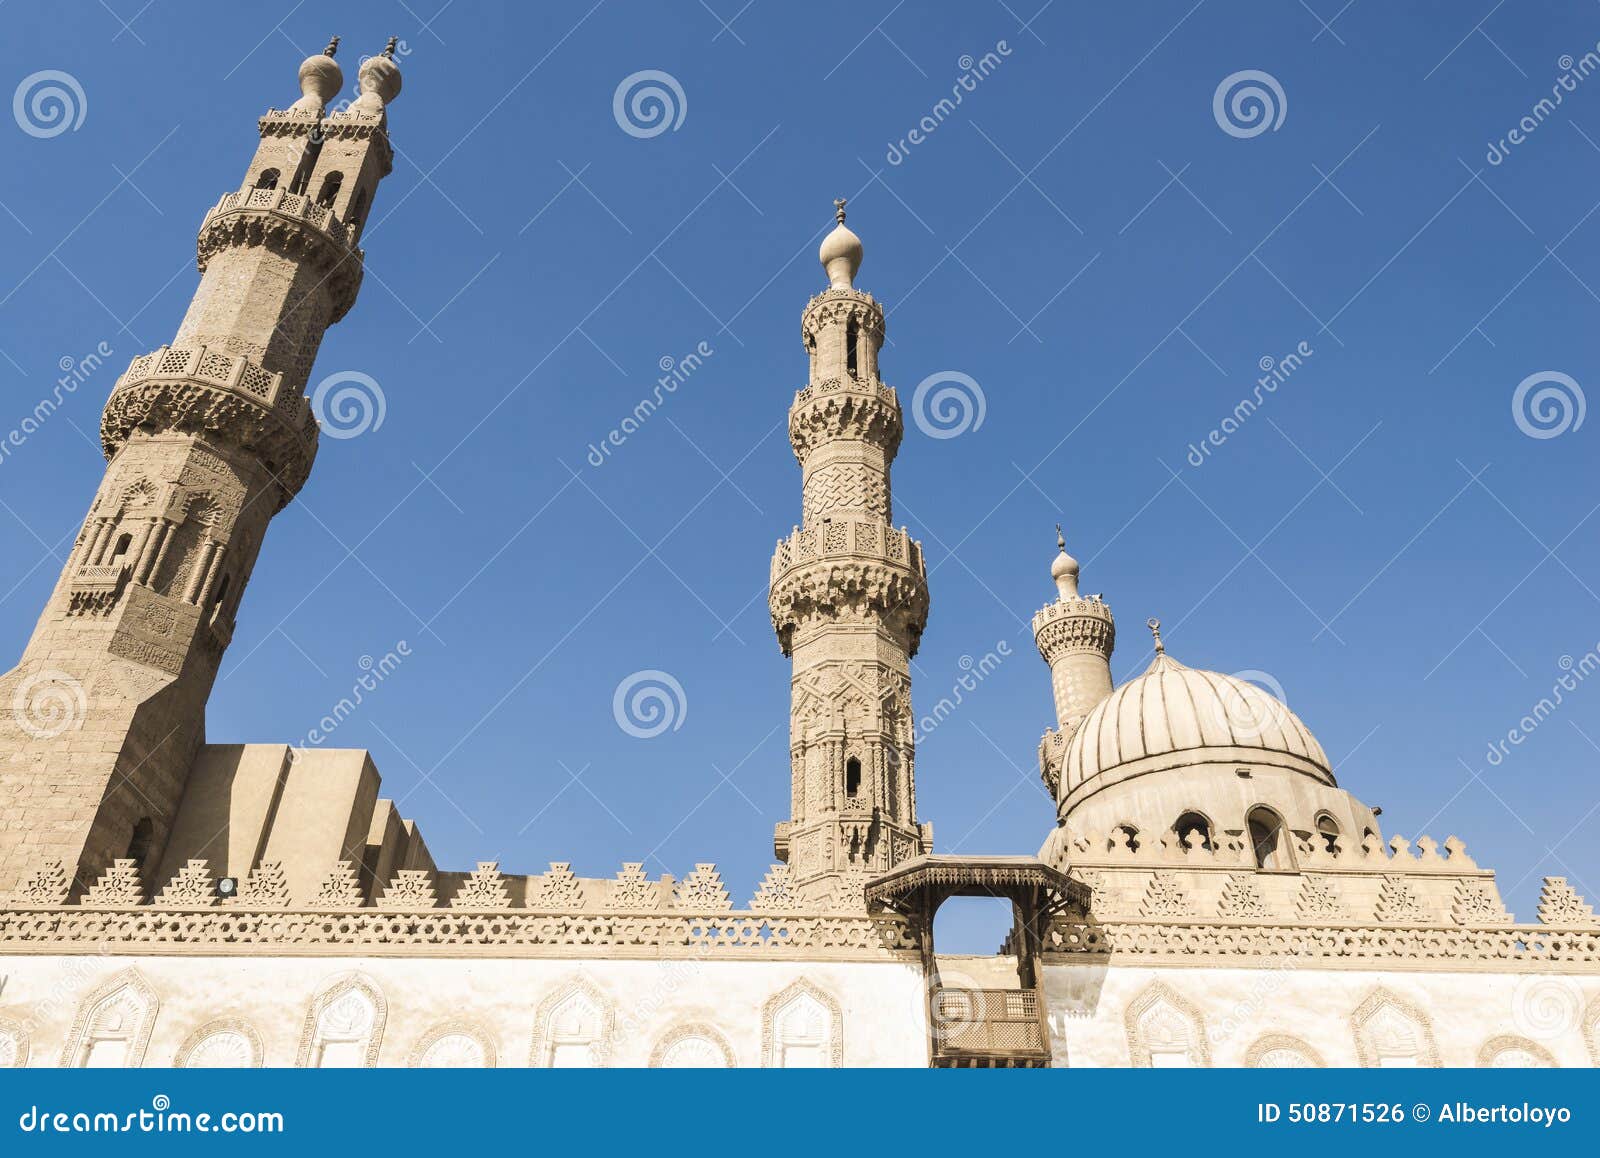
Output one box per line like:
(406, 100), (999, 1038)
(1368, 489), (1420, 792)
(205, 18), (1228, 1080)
(1033, 527), (1115, 798)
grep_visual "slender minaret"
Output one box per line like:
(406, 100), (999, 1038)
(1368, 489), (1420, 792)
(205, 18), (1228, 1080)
(769, 203), (932, 903)
(0, 40), (403, 897)
(1033, 528), (1115, 799)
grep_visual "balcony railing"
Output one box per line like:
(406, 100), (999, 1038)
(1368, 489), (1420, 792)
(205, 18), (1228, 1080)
(930, 987), (1049, 1067)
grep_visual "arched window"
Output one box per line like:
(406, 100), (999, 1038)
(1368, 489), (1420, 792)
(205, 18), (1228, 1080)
(347, 187), (369, 233)
(124, 817), (154, 869)
(1174, 811), (1213, 851)
(110, 532), (133, 565)
(1109, 824), (1140, 853)
(1247, 807), (1291, 870)
(1315, 812), (1341, 855)
(316, 171), (344, 208)
(254, 168), (279, 190)
(845, 317), (858, 377)
(844, 757), (861, 799)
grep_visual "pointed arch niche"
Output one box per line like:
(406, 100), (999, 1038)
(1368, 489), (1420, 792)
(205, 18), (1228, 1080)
(530, 977), (614, 1068)
(296, 972), (386, 1068)
(1124, 981), (1209, 1067)
(60, 968), (160, 1068)
(761, 978), (843, 1067)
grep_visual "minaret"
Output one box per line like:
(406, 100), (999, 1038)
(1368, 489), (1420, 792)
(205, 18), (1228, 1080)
(769, 203), (932, 903)
(1033, 528), (1115, 799)
(0, 40), (403, 896)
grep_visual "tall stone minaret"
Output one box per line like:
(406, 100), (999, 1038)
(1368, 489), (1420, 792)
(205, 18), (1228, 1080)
(1033, 529), (1115, 799)
(769, 203), (932, 904)
(0, 40), (403, 897)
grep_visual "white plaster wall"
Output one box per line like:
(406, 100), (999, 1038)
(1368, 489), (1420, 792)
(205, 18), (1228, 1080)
(0, 955), (929, 1068)
(1044, 962), (1600, 1067)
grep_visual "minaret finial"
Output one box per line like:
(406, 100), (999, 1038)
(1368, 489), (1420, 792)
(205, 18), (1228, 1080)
(819, 200), (863, 289)
(1049, 526), (1080, 600)
(1055, 523), (1065, 551)
(324, 35), (340, 57)
(1147, 617), (1165, 654)
(383, 36), (400, 58)
(834, 197), (847, 224)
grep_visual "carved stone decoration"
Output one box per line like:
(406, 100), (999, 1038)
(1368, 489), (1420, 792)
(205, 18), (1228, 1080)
(1350, 987), (1440, 1068)
(1217, 873), (1270, 920)
(0, 1014), (31, 1068)
(528, 862), (585, 911)
(819, 868), (871, 914)
(81, 859), (144, 908)
(409, 1020), (496, 1068)
(11, 860), (70, 907)
(174, 1018), (263, 1067)
(1244, 1033), (1325, 1068)
(530, 977), (614, 1068)
(377, 869), (437, 909)
(749, 864), (799, 913)
(1294, 874), (1346, 920)
(674, 864), (731, 911)
(1125, 981), (1209, 1067)
(649, 1023), (736, 1067)
(1374, 874), (1427, 924)
(1537, 877), (1598, 926)
(1585, 995), (1600, 1066)
(156, 860), (218, 907)
(451, 862), (511, 910)
(603, 863), (660, 911)
(1451, 879), (1511, 925)
(296, 973), (386, 1068)
(59, 967), (160, 1067)
(305, 861), (364, 909)
(1477, 1034), (1557, 1068)
(1139, 872), (1191, 918)
(230, 861), (291, 908)
(761, 978), (843, 1067)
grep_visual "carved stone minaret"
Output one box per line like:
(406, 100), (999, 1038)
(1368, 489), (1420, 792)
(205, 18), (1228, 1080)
(0, 40), (403, 897)
(1033, 528), (1115, 799)
(769, 204), (932, 904)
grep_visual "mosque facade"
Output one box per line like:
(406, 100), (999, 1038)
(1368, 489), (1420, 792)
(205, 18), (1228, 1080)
(0, 44), (1596, 1070)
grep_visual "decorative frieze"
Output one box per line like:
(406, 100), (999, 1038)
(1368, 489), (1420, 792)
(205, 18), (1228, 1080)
(452, 863), (511, 910)
(378, 869), (437, 910)
(81, 860), (144, 908)
(155, 860), (217, 908)
(1537, 877), (1597, 926)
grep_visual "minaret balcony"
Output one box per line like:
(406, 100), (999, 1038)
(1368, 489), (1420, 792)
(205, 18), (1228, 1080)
(769, 519), (929, 656)
(788, 377), (902, 461)
(100, 344), (319, 505)
(196, 185), (364, 320)
(770, 519), (924, 580)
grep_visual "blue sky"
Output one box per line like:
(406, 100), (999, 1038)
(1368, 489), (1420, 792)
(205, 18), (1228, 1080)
(1, 1), (1597, 951)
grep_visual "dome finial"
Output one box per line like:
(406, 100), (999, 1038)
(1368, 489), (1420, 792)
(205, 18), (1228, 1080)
(1147, 617), (1165, 655)
(324, 35), (341, 57)
(819, 200), (863, 289)
(1050, 526), (1080, 600)
(383, 36), (400, 58)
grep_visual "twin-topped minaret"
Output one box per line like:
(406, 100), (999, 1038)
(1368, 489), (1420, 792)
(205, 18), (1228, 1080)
(0, 40), (402, 897)
(769, 204), (932, 902)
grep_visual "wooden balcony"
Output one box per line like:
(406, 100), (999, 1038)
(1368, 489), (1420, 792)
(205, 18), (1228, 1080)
(930, 987), (1050, 1068)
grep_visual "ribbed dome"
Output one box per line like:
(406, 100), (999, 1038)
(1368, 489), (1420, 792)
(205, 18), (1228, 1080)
(1057, 651), (1332, 807)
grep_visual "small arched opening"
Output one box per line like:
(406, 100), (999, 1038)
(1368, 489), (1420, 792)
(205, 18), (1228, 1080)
(844, 317), (859, 377)
(1108, 823), (1140, 854)
(1247, 806), (1292, 871)
(1173, 811), (1213, 852)
(1315, 812), (1342, 856)
(109, 532), (133, 566)
(254, 168), (280, 190)
(124, 817), (154, 869)
(844, 757), (861, 799)
(316, 171), (344, 208)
